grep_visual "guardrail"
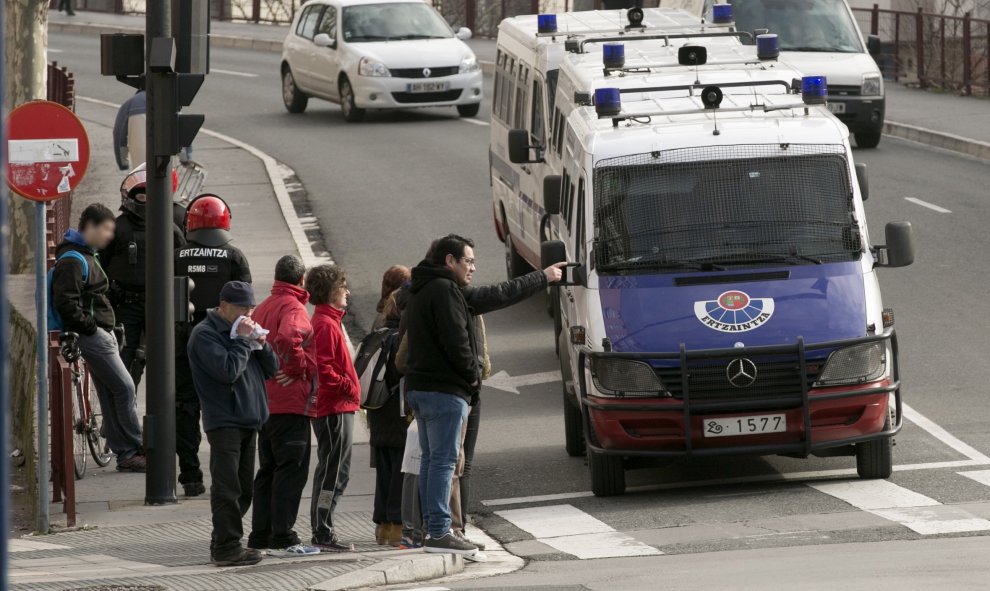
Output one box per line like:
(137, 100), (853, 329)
(853, 4), (990, 96)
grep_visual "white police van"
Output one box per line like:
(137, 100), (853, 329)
(491, 8), (915, 496)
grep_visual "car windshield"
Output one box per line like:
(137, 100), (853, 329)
(593, 145), (862, 273)
(342, 2), (453, 42)
(727, 0), (864, 53)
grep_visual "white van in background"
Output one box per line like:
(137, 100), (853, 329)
(704, 0), (885, 147)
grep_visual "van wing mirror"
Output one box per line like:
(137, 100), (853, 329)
(855, 162), (869, 201)
(867, 34), (881, 57)
(543, 175), (562, 214)
(877, 221), (914, 267)
(508, 129), (544, 164)
(541, 240), (585, 286)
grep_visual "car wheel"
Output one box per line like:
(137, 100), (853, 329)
(457, 103), (481, 118)
(282, 67), (308, 114)
(504, 232), (529, 279)
(339, 78), (366, 122)
(563, 387), (586, 457)
(855, 131), (882, 149)
(856, 415), (893, 479)
(588, 447), (625, 496)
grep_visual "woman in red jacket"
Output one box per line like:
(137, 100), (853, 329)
(306, 264), (361, 552)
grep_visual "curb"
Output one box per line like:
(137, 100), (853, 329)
(49, 21), (284, 53)
(308, 552), (463, 591)
(884, 120), (990, 162)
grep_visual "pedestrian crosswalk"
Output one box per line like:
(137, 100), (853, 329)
(488, 469), (990, 560)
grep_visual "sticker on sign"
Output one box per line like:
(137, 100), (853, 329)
(8, 139), (80, 164)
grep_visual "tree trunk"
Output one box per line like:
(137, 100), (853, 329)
(4, 0), (49, 274)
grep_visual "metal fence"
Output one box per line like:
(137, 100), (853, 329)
(46, 62), (76, 266)
(68, 0), (302, 23)
(853, 5), (990, 96)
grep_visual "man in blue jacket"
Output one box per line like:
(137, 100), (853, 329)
(188, 281), (277, 567)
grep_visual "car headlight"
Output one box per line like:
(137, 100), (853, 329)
(459, 56), (480, 73)
(861, 74), (883, 97)
(359, 57), (390, 77)
(590, 358), (667, 397)
(816, 342), (887, 386)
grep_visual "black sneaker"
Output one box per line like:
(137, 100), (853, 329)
(454, 530), (485, 551)
(424, 531), (478, 556)
(212, 547), (262, 567)
(183, 482), (206, 497)
(311, 534), (353, 553)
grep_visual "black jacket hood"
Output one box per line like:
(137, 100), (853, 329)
(410, 260), (458, 293)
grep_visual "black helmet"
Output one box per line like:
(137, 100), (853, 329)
(119, 163), (148, 218)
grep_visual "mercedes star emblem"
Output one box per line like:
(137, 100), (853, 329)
(423, 67), (432, 78)
(726, 358), (758, 388)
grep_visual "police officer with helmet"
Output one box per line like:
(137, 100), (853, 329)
(102, 163), (186, 387)
(174, 193), (252, 497)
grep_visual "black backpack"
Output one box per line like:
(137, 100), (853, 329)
(354, 327), (399, 410)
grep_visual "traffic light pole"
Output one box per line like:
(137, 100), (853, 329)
(144, 0), (177, 505)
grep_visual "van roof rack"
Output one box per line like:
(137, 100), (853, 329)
(603, 57), (776, 76)
(569, 30), (754, 53)
(535, 25), (646, 39)
(574, 79), (795, 105)
(597, 99), (810, 126)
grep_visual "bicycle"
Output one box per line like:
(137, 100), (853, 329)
(58, 332), (113, 479)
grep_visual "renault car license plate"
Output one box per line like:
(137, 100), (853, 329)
(703, 414), (786, 438)
(407, 81), (449, 93)
(826, 102), (846, 114)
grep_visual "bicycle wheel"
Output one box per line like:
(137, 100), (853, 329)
(71, 374), (88, 479)
(84, 372), (113, 467)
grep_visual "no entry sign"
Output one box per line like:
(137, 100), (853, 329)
(6, 101), (91, 202)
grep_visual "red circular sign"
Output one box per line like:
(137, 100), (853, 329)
(5, 101), (90, 202)
(719, 291), (750, 310)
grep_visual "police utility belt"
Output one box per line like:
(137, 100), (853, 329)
(113, 282), (144, 304)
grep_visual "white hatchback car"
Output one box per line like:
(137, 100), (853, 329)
(281, 0), (484, 121)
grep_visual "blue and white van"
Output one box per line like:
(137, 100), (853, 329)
(491, 8), (914, 496)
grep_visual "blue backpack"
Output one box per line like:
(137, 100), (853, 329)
(47, 251), (89, 332)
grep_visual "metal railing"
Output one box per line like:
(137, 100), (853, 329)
(853, 4), (990, 96)
(70, 0), (302, 23)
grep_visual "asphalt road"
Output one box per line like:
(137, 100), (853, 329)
(49, 32), (990, 585)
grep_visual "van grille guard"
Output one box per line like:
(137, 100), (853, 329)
(577, 331), (901, 458)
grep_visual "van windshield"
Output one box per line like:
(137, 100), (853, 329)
(728, 0), (864, 53)
(593, 145), (861, 273)
(342, 2), (453, 42)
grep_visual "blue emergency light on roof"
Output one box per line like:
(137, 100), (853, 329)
(603, 43), (625, 69)
(801, 75), (828, 104)
(537, 14), (558, 34)
(712, 3), (733, 24)
(756, 34), (779, 60)
(594, 88), (622, 117)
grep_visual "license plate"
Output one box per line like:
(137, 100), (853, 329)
(826, 102), (846, 114)
(407, 81), (450, 93)
(703, 414), (786, 438)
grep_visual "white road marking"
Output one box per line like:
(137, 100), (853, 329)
(483, 491), (595, 507)
(485, 370), (561, 394)
(905, 197), (952, 213)
(48, 48), (64, 54)
(959, 469), (990, 487)
(460, 117), (490, 126)
(496, 504), (660, 559)
(903, 402), (990, 463)
(211, 68), (259, 78)
(8, 539), (70, 552)
(809, 479), (990, 535)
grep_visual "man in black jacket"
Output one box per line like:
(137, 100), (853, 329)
(188, 281), (277, 567)
(404, 234), (563, 556)
(51, 204), (146, 472)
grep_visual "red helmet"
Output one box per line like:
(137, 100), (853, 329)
(185, 194), (232, 247)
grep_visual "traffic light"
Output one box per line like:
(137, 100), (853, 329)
(149, 38), (205, 157)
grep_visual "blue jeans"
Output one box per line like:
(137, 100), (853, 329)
(76, 328), (142, 464)
(407, 390), (469, 538)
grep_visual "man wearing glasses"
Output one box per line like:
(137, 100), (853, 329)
(188, 281), (278, 567)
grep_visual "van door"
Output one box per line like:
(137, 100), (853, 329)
(513, 71), (552, 267)
(558, 173), (586, 389)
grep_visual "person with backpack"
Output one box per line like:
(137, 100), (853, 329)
(361, 283), (409, 547)
(51, 203), (146, 473)
(247, 255), (319, 556)
(307, 264), (360, 552)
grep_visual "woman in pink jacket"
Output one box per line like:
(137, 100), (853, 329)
(307, 264), (360, 552)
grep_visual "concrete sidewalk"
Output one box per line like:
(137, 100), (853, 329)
(5, 98), (476, 591)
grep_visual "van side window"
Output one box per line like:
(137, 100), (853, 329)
(514, 65), (529, 130)
(566, 180), (576, 232)
(554, 110), (565, 156)
(493, 52), (503, 120)
(505, 57), (517, 124)
(576, 179), (586, 260)
(530, 80), (546, 146)
(561, 169), (571, 229)
(546, 69), (560, 114)
(296, 5), (322, 39)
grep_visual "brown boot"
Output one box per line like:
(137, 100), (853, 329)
(385, 523), (402, 547)
(375, 523), (386, 545)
